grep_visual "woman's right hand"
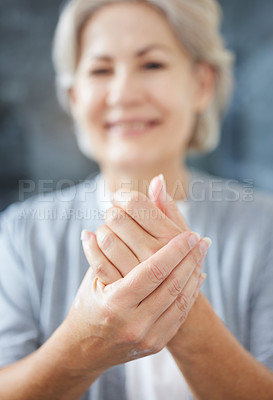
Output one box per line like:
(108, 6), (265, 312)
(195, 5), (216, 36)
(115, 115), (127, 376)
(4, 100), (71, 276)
(62, 230), (206, 375)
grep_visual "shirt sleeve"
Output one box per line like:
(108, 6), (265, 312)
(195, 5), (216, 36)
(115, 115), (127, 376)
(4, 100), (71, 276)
(249, 199), (273, 371)
(0, 205), (40, 367)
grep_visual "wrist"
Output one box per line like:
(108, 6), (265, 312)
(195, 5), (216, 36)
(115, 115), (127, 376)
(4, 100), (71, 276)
(41, 320), (105, 382)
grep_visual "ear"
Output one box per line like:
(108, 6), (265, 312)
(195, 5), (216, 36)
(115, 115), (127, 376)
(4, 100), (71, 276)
(194, 63), (216, 113)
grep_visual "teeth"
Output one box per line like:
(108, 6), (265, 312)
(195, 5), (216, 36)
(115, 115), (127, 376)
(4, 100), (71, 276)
(110, 122), (151, 130)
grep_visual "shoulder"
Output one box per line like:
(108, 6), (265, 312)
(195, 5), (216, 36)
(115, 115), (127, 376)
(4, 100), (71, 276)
(188, 168), (273, 257)
(0, 174), (101, 251)
(189, 168), (273, 225)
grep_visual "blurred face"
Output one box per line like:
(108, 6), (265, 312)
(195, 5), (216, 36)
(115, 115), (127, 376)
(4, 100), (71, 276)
(70, 2), (212, 171)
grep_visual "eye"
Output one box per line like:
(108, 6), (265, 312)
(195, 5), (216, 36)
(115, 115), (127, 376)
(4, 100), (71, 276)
(89, 68), (112, 76)
(143, 62), (165, 70)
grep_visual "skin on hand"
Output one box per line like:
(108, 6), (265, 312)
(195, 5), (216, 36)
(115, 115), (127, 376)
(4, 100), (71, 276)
(83, 178), (273, 400)
(65, 229), (208, 373)
(71, 176), (209, 375)
(83, 175), (210, 284)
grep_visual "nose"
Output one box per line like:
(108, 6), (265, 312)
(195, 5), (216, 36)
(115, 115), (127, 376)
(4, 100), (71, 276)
(106, 66), (143, 107)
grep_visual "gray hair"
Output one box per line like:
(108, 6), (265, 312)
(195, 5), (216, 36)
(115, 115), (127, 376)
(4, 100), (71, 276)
(52, 0), (234, 154)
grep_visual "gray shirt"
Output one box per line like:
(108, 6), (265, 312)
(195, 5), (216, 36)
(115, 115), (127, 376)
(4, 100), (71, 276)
(1, 169), (273, 399)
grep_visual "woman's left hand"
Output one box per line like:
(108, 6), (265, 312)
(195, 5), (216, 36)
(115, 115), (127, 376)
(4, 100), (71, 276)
(83, 175), (209, 285)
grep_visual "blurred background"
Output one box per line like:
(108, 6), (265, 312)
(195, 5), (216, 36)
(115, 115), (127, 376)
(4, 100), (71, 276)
(0, 0), (273, 211)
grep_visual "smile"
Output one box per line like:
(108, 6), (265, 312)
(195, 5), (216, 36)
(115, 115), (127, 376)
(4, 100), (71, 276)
(106, 120), (160, 137)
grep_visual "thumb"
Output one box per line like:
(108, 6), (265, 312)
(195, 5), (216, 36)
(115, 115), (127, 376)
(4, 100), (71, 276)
(148, 174), (189, 232)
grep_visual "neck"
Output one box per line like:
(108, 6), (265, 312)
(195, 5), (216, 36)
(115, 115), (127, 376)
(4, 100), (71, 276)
(100, 159), (189, 201)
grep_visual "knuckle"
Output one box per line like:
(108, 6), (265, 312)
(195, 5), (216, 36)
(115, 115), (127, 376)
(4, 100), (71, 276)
(122, 326), (144, 345)
(176, 293), (190, 318)
(188, 264), (201, 282)
(147, 261), (168, 284)
(179, 311), (188, 324)
(93, 262), (105, 276)
(193, 264), (202, 278)
(191, 290), (199, 303)
(167, 276), (183, 297)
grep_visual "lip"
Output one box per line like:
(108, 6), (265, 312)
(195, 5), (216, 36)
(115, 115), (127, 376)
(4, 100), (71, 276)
(105, 119), (161, 137)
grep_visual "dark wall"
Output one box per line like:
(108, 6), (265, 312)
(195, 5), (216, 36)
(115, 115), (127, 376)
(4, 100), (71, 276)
(0, 0), (98, 211)
(1, 0), (273, 211)
(189, 0), (273, 190)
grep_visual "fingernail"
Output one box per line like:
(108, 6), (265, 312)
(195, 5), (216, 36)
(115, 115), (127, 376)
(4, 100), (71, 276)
(158, 174), (167, 197)
(149, 174), (167, 202)
(81, 229), (92, 242)
(188, 232), (201, 248)
(158, 174), (173, 201)
(197, 272), (207, 288)
(199, 272), (207, 285)
(148, 176), (159, 201)
(200, 237), (212, 254)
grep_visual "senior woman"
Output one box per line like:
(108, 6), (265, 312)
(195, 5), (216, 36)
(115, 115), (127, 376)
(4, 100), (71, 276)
(1, 0), (273, 399)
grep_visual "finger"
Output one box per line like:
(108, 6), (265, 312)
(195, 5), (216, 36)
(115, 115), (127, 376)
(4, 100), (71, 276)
(96, 225), (139, 276)
(188, 256), (207, 310)
(110, 231), (201, 307)
(149, 175), (189, 231)
(81, 230), (122, 285)
(112, 189), (181, 241)
(137, 241), (209, 322)
(104, 207), (159, 262)
(141, 261), (207, 350)
(189, 272), (207, 310)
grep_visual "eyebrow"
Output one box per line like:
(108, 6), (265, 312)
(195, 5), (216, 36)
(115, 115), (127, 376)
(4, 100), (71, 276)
(88, 44), (170, 61)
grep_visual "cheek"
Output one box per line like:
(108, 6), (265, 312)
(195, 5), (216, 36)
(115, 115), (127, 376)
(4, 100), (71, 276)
(77, 81), (104, 122)
(74, 82), (107, 159)
(154, 81), (197, 152)
(169, 83), (197, 129)
(149, 76), (195, 119)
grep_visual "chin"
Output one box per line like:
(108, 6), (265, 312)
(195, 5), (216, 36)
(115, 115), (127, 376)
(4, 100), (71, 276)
(107, 147), (163, 172)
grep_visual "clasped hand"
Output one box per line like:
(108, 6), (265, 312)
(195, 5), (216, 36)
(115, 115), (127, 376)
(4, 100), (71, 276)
(66, 176), (210, 373)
